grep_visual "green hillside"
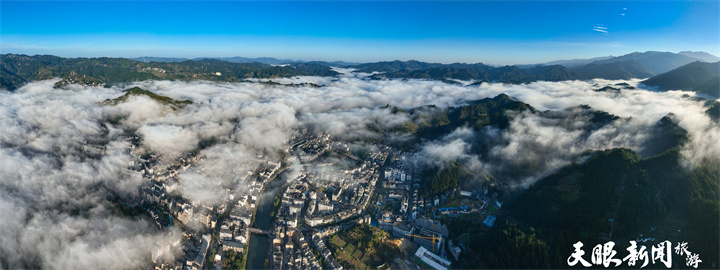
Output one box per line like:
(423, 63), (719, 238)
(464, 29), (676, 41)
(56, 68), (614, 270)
(642, 61), (720, 97)
(0, 54), (339, 90)
(103, 87), (193, 109)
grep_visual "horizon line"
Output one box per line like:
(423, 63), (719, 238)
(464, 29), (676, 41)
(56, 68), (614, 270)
(2, 50), (718, 66)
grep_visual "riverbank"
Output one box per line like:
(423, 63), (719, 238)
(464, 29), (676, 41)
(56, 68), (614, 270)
(245, 167), (288, 270)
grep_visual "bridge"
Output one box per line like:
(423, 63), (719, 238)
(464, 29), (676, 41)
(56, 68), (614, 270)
(344, 153), (361, 161)
(248, 227), (271, 235)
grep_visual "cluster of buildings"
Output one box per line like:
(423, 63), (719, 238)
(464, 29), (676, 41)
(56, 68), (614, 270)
(171, 159), (280, 269)
(285, 132), (388, 229)
(184, 234), (211, 269)
(263, 132), (390, 269)
(311, 233), (343, 270)
(270, 224), (323, 269)
(270, 179), (322, 269)
(379, 215), (448, 255)
(116, 125), (507, 270)
(53, 71), (106, 88)
(287, 131), (334, 163)
(269, 180), (369, 270)
(140, 67), (167, 73)
(302, 179), (373, 228)
(362, 151), (506, 270)
(116, 133), (291, 270)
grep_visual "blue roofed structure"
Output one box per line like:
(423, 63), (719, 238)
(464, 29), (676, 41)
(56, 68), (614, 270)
(482, 215), (496, 228)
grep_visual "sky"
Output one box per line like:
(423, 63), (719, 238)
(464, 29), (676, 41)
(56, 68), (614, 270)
(1, 1), (719, 65)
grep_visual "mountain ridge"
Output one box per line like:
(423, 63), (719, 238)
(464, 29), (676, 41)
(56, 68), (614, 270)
(2, 51), (718, 90)
(0, 54), (339, 90)
(642, 61), (720, 97)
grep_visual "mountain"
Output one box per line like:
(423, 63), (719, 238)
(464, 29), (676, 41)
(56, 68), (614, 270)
(0, 54), (161, 90)
(288, 62), (340, 76)
(534, 51), (716, 69)
(693, 76), (720, 97)
(679, 51), (720, 62)
(641, 113), (689, 157)
(131, 56), (301, 65)
(705, 100), (720, 122)
(54, 73), (106, 88)
(520, 64), (580, 80)
(380, 93), (536, 150)
(542, 55), (615, 68)
(200, 56), (301, 65)
(5, 52), (718, 90)
(351, 60), (445, 73)
(131, 56), (360, 66)
(0, 65), (27, 90)
(589, 51), (703, 75)
(378, 93), (538, 194)
(0, 54), (339, 90)
(353, 52), (710, 82)
(641, 61), (720, 97)
(302, 60), (360, 67)
(572, 60), (655, 80)
(508, 144), (719, 267)
(566, 51), (714, 80)
(373, 65), (492, 81)
(367, 62), (579, 82)
(130, 57), (189, 63)
(398, 93), (719, 268)
(102, 86), (193, 109)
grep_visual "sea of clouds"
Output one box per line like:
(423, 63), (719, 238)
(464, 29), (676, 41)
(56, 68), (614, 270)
(0, 71), (717, 268)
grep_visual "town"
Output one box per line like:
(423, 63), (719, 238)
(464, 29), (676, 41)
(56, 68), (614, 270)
(120, 128), (505, 270)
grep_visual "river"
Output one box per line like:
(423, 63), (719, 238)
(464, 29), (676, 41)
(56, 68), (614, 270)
(245, 173), (285, 270)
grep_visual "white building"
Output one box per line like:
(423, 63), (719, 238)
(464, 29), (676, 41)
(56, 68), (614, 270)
(415, 246), (451, 270)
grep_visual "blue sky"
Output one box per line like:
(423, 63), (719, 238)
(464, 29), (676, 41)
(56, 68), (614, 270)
(1, 1), (718, 65)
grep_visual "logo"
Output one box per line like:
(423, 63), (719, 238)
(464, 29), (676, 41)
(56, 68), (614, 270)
(568, 241), (702, 268)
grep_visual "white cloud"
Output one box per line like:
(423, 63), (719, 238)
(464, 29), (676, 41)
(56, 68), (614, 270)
(138, 124), (199, 160)
(0, 74), (717, 267)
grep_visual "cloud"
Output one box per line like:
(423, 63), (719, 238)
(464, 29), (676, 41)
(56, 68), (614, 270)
(593, 28), (609, 34)
(423, 137), (471, 164)
(139, 124), (199, 160)
(0, 81), (181, 268)
(593, 25), (610, 34)
(1, 73), (717, 267)
(412, 79), (718, 187)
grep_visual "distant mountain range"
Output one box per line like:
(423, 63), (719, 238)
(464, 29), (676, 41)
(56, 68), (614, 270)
(588, 51), (704, 75)
(350, 51), (717, 82)
(134, 51), (718, 73)
(572, 59), (655, 80)
(678, 51), (720, 62)
(0, 54), (339, 90)
(348, 51), (717, 82)
(129, 57), (190, 63)
(130, 56), (359, 67)
(130, 56), (299, 65)
(361, 61), (582, 82)
(642, 61), (720, 97)
(537, 55), (615, 68)
(1, 51), (718, 92)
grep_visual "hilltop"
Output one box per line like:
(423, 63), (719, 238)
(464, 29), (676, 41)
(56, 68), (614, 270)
(102, 87), (193, 109)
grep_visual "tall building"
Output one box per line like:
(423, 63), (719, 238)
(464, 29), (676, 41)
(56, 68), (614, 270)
(412, 218), (448, 253)
(413, 225), (443, 253)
